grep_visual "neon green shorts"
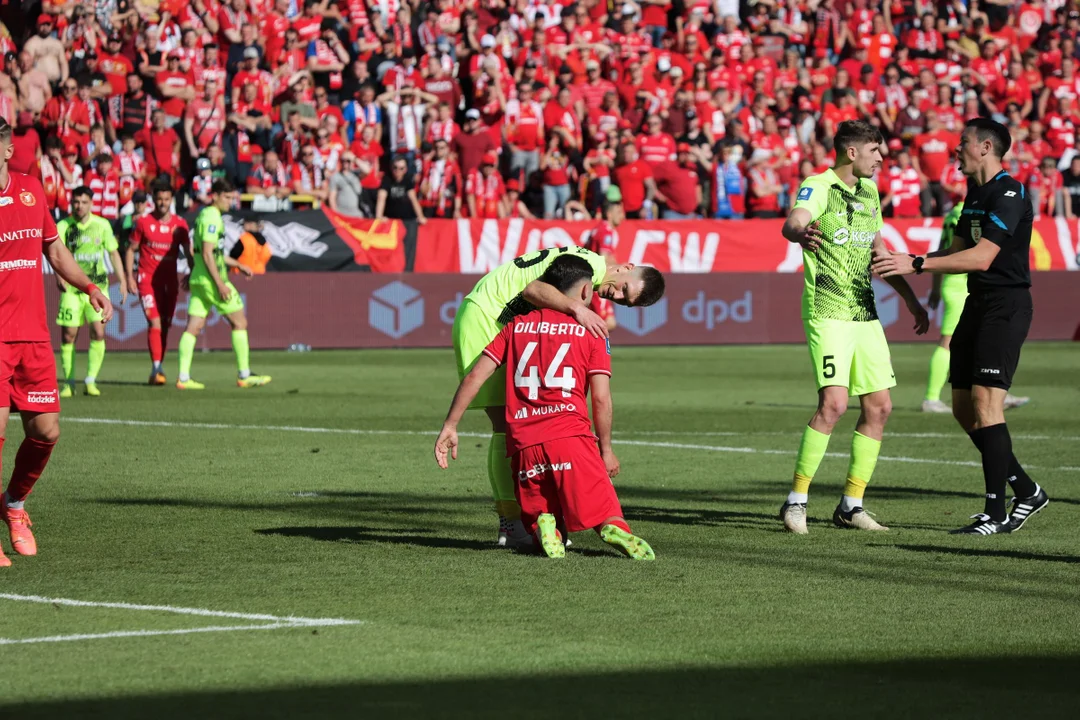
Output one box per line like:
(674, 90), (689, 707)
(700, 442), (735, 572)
(940, 283), (968, 336)
(187, 280), (245, 318)
(803, 318), (896, 397)
(56, 288), (105, 327)
(452, 299), (506, 409)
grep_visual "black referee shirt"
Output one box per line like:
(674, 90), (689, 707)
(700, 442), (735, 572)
(956, 170), (1033, 290)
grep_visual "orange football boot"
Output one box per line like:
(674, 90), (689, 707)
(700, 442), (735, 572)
(2, 499), (37, 556)
(0, 547), (10, 567)
(149, 371), (167, 386)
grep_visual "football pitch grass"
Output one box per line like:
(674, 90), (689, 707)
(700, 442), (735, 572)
(2, 343), (1079, 719)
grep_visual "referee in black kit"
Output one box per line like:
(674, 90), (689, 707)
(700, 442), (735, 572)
(873, 117), (1048, 536)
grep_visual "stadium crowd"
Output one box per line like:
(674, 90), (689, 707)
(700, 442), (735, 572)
(3, 0), (1080, 224)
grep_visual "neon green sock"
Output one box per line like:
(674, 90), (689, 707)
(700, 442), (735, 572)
(925, 346), (950, 401)
(844, 431), (882, 499)
(60, 343), (76, 383)
(231, 329), (250, 374)
(791, 425), (831, 495)
(487, 433), (520, 519)
(86, 340), (105, 382)
(178, 332), (196, 379)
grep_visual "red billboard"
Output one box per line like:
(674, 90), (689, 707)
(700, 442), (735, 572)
(47, 273), (1080, 351)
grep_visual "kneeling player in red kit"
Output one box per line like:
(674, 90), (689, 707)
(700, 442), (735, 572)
(435, 255), (654, 560)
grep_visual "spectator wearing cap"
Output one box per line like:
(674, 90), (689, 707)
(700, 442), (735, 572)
(247, 149), (293, 211)
(612, 141), (658, 220)
(86, 153), (121, 220)
(377, 155), (426, 223)
(506, 81), (544, 185)
(135, 109), (181, 185)
(466, 151), (506, 219)
(746, 148), (783, 219)
(417, 137), (463, 219)
(880, 147), (923, 220)
(42, 76), (91, 152)
(8, 113), (41, 178)
(580, 59), (616, 114)
(328, 151), (371, 218)
(653, 143), (703, 220)
(453, 108), (497, 176)
(232, 47), (273, 108)
(470, 33), (509, 85)
(308, 18), (350, 100)
(186, 77), (227, 164)
(23, 14), (67, 86)
(158, 50), (196, 128)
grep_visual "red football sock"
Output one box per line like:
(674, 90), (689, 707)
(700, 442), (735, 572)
(6, 438), (56, 502)
(148, 327), (164, 363)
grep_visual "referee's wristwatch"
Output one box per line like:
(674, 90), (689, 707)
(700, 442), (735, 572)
(910, 255), (925, 275)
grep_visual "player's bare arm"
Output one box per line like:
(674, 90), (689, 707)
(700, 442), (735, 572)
(522, 279), (608, 338)
(871, 233), (930, 334)
(109, 248), (128, 304)
(224, 256), (254, 277)
(124, 241), (138, 292)
(590, 373), (619, 479)
(201, 240), (233, 302)
(781, 207), (825, 252)
(46, 241), (114, 322)
(434, 355), (500, 469)
(873, 240), (1000, 277)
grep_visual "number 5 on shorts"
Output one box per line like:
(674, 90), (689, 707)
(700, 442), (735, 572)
(822, 355), (836, 379)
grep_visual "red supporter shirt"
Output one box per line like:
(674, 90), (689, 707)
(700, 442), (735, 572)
(882, 166), (922, 218)
(915, 130), (960, 182)
(98, 52), (134, 97)
(482, 308), (612, 455)
(135, 127), (180, 176)
(131, 213), (190, 282)
(157, 71), (194, 118)
(636, 133), (676, 165)
(0, 172), (60, 342)
(186, 98), (226, 153)
(85, 169), (121, 220)
(652, 161), (700, 215)
(585, 221), (619, 255)
(613, 159), (653, 213)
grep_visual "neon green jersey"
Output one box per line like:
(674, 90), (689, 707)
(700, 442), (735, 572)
(465, 246), (609, 325)
(190, 206), (227, 286)
(939, 202), (967, 293)
(793, 168), (884, 322)
(56, 214), (117, 289)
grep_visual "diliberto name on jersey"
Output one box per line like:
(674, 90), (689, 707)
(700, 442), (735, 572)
(831, 228), (876, 248)
(514, 320), (588, 337)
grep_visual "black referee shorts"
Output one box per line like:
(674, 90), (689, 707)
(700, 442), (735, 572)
(950, 287), (1033, 391)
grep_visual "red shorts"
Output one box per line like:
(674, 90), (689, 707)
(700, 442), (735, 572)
(512, 435), (623, 533)
(137, 272), (179, 324)
(0, 342), (61, 413)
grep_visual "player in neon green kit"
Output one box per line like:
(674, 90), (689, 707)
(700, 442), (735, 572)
(55, 187), (128, 397)
(176, 179), (271, 390)
(780, 121), (930, 534)
(454, 244), (666, 546)
(922, 202), (1029, 413)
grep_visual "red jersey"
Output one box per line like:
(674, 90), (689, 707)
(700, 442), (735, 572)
(584, 221), (619, 255)
(131, 213), (190, 281)
(0, 173), (60, 341)
(612, 160), (653, 213)
(914, 130), (960, 182)
(636, 132), (676, 165)
(483, 308), (612, 455)
(882, 166), (922, 218)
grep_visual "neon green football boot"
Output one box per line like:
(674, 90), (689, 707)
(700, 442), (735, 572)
(59, 383), (74, 399)
(535, 514), (566, 559)
(84, 382), (101, 397)
(237, 374), (272, 388)
(600, 524), (656, 561)
(176, 378), (206, 390)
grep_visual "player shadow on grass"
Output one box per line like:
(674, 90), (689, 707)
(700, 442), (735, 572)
(12, 654), (1080, 719)
(892, 544), (1080, 565)
(870, 484), (1080, 507)
(255, 526), (499, 551)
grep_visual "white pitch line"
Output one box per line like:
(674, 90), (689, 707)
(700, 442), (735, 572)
(59, 417), (1080, 473)
(0, 623), (305, 646)
(0, 593), (362, 627)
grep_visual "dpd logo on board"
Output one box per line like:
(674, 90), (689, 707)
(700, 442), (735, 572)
(370, 281), (424, 338)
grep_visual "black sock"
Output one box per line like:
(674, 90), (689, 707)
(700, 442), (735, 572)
(969, 429), (1037, 497)
(970, 424), (1012, 522)
(1006, 457), (1038, 498)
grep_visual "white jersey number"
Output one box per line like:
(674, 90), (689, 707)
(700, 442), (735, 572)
(513, 342), (576, 400)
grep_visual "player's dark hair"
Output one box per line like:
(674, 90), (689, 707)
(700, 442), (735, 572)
(631, 266), (665, 308)
(964, 117), (1012, 159)
(71, 186), (93, 200)
(541, 255), (594, 295)
(834, 121), (883, 155)
(211, 178), (235, 194)
(150, 176), (173, 195)
(0, 117), (10, 142)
